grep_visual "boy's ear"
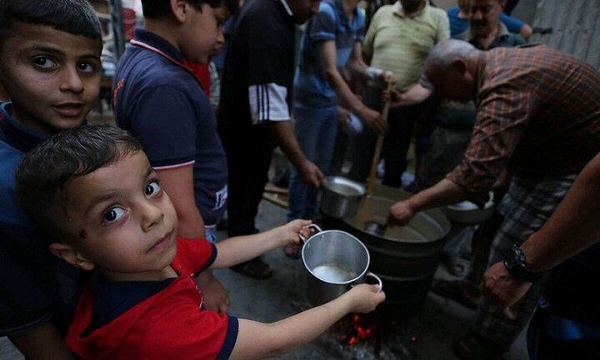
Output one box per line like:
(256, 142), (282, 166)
(171, 0), (191, 23)
(49, 243), (95, 271)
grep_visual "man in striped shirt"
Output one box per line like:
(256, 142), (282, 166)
(388, 39), (600, 359)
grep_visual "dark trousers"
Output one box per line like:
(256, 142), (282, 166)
(221, 125), (276, 237)
(347, 90), (423, 188)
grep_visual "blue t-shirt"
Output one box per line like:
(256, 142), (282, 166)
(0, 103), (75, 335)
(447, 6), (525, 39)
(293, 0), (365, 107)
(114, 29), (228, 225)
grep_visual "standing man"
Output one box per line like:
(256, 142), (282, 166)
(218, 0), (323, 279)
(387, 39), (600, 359)
(287, 0), (390, 230)
(347, 0), (449, 188)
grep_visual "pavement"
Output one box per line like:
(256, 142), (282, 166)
(0, 199), (530, 359)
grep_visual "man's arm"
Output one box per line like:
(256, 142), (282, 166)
(320, 41), (386, 134)
(156, 166), (230, 313)
(480, 152), (600, 319)
(270, 121), (324, 189)
(387, 178), (470, 226)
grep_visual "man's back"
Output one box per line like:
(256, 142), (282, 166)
(476, 45), (600, 176)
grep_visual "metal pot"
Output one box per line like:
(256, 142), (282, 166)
(301, 224), (382, 306)
(320, 176), (365, 219)
(331, 185), (451, 320)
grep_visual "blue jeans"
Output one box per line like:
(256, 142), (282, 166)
(287, 103), (338, 221)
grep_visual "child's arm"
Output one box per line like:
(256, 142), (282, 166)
(211, 219), (312, 268)
(229, 284), (385, 359)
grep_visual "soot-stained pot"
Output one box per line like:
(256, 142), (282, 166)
(335, 185), (451, 320)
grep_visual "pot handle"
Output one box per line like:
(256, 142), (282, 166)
(298, 223), (322, 244)
(365, 272), (383, 293)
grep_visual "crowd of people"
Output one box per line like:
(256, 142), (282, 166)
(0, 0), (598, 359)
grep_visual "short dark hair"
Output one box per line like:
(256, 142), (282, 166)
(15, 124), (143, 242)
(0, 0), (102, 53)
(141, 0), (239, 19)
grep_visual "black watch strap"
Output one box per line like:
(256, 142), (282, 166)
(502, 244), (541, 282)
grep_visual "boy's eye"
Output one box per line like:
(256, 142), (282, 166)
(33, 56), (57, 69)
(77, 62), (98, 73)
(102, 207), (125, 224)
(145, 180), (161, 197)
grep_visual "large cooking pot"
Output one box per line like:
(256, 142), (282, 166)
(332, 185), (451, 320)
(320, 176), (365, 219)
(301, 224), (382, 306)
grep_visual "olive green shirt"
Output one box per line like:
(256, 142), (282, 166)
(363, 1), (449, 91)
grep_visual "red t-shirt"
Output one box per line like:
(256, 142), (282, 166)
(66, 237), (238, 359)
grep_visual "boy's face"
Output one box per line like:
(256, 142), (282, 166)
(0, 22), (101, 134)
(180, 4), (230, 63)
(61, 151), (179, 282)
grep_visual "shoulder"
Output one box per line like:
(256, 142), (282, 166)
(427, 5), (450, 20)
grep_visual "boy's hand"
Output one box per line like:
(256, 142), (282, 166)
(196, 271), (230, 313)
(343, 284), (386, 313)
(282, 219), (313, 246)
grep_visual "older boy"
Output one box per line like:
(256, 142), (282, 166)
(15, 124), (385, 359)
(113, 0), (237, 312)
(0, 0), (102, 358)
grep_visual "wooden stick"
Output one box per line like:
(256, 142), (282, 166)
(365, 80), (394, 197)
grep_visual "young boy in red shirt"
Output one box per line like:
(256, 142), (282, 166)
(15, 124), (386, 359)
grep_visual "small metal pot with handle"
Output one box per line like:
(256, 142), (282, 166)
(300, 224), (383, 306)
(320, 176), (365, 219)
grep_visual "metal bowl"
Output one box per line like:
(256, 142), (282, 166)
(442, 192), (495, 225)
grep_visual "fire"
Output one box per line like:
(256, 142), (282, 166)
(347, 314), (377, 345)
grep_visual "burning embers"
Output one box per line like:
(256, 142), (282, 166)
(325, 311), (423, 359)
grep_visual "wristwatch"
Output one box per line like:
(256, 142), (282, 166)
(502, 244), (541, 282)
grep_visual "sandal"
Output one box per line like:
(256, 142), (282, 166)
(452, 332), (508, 360)
(283, 244), (301, 259)
(430, 280), (480, 310)
(231, 257), (273, 280)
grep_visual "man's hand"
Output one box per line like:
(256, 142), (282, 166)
(196, 270), (230, 313)
(299, 159), (324, 189)
(358, 106), (387, 134)
(480, 261), (533, 320)
(387, 200), (416, 226)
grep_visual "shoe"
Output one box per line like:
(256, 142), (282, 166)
(283, 243), (301, 259)
(452, 332), (508, 360)
(430, 280), (480, 310)
(231, 257), (273, 279)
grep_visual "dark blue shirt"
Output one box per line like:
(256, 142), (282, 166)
(114, 29), (228, 226)
(0, 103), (78, 335)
